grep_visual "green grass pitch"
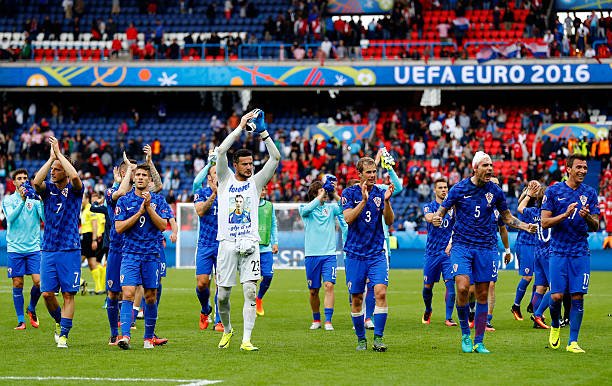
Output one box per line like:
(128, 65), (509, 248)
(1, 269), (611, 385)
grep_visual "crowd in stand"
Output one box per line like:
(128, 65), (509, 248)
(2, 0), (612, 61)
(1, 97), (611, 234)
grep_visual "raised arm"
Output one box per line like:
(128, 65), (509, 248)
(298, 190), (326, 218)
(113, 164), (136, 202)
(517, 180), (540, 215)
(193, 162), (212, 194)
(388, 168), (403, 197)
(50, 136), (82, 191)
(144, 145), (163, 193)
(217, 111), (257, 183)
(32, 145), (56, 193)
(254, 135), (281, 192)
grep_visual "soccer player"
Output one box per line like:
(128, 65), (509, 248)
(115, 164), (173, 350)
(2, 169), (44, 330)
(541, 154), (599, 353)
(193, 149), (224, 331)
(511, 187), (538, 321)
(517, 181), (551, 329)
(299, 178), (345, 331)
(342, 156), (394, 352)
(32, 137), (84, 348)
(362, 148), (403, 330)
(214, 109), (280, 351)
(255, 190), (278, 316)
(432, 151), (536, 353)
(80, 192), (104, 294)
(422, 178), (456, 326)
(194, 162), (220, 330)
(103, 161), (136, 345)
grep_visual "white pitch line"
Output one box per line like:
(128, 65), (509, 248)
(0, 376), (222, 385)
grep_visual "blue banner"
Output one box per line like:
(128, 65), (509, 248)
(1, 63), (611, 88)
(541, 123), (609, 140)
(308, 123), (375, 144)
(327, 0), (394, 14)
(555, 0), (612, 10)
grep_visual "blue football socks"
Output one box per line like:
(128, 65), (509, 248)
(12, 288), (24, 323)
(444, 281), (455, 320)
(144, 302), (157, 340)
(107, 297), (119, 336)
(568, 299), (584, 343)
(474, 302), (488, 344)
(514, 278), (530, 306)
(258, 276), (273, 300)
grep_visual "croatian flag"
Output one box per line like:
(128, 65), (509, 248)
(453, 17), (470, 31)
(476, 46), (498, 63)
(493, 43), (520, 59)
(525, 42), (549, 58)
(477, 43), (521, 63)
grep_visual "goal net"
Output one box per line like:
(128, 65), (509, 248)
(175, 202), (346, 269)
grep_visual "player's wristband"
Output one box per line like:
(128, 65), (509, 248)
(505, 248), (511, 255)
(112, 182), (120, 189)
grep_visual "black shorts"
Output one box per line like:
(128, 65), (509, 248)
(81, 233), (97, 260)
(96, 246), (108, 263)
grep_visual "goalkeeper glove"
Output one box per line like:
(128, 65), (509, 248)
(380, 147), (395, 170)
(322, 174), (337, 193)
(208, 147), (218, 165)
(246, 108), (267, 133)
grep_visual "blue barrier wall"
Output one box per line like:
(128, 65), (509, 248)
(1, 230), (609, 270)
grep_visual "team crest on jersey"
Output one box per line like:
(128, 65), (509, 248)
(107, 280), (113, 288)
(373, 197), (382, 208)
(115, 206), (121, 215)
(194, 194), (199, 201)
(453, 264), (458, 272)
(61, 187), (68, 197)
(151, 202), (157, 210)
(26, 201), (33, 210)
(579, 195), (587, 206)
(424, 206), (430, 213)
(341, 196), (347, 205)
(542, 195), (547, 204)
(448, 208), (454, 218)
(322, 208), (329, 216)
(485, 192), (494, 205)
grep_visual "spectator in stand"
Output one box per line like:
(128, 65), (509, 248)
(292, 43), (306, 60)
(584, 45), (596, 58)
(503, 7), (514, 31)
(171, 168), (181, 190)
(154, 20), (164, 47)
(224, 0), (233, 21)
(111, 35), (122, 58)
(576, 22), (589, 52)
(126, 22), (138, 49)
(112, 0), (121, 15)
(437, 19), (451, 42)
(414, 137), (426, 160)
